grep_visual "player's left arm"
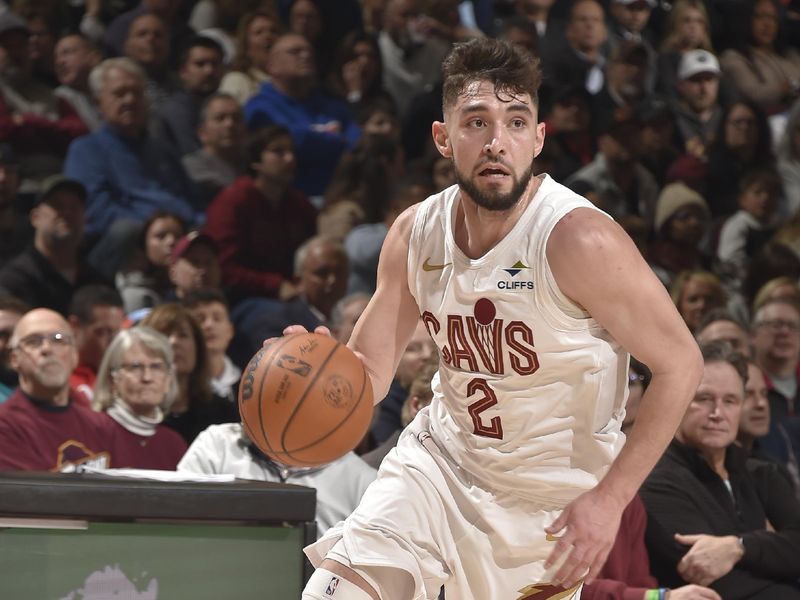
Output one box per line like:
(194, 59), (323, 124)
(544, 207), (704, 587)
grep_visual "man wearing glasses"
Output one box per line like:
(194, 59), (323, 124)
(751, 298), (800, 493)
(0, 308), (114, 471)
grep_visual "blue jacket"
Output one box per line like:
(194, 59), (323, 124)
(244, 82), (361, 196)
(64, 125), (199, 235)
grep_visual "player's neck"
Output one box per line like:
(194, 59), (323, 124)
(455, 175), (541, 259)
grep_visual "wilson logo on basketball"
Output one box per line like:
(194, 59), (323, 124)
(322, 375), (354, 410)
(240, 347), (267, 402)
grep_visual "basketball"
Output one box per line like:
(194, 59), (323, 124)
(238, 333), (374, 467)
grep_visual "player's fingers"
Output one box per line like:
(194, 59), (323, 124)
(313, 325), (332, 337)
(582, 549), (605, 586)
(674, 533), (698, 545)
(262, 337), (278, 348)
(552, 545), (589, 588)
(283, 325), (309, 335)
(545, 510), (568, 535)
(543, 534), (572, 569)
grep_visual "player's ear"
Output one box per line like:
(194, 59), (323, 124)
(432, 121), (451, 158)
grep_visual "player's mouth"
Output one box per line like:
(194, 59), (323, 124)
(478, 165), (510, 178)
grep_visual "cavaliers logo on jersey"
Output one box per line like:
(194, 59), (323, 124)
(516, 582), (582, 600)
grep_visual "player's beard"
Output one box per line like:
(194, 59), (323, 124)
(454, 155), (536, 212)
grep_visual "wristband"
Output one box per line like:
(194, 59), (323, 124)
(645, 590), (659, 600)
(659, 589), (667, 600)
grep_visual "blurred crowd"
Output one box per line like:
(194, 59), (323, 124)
(0, 0), (798, 597)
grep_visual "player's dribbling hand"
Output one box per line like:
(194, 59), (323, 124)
(543, 487), (625, 588)
(261, 325), (333, 349)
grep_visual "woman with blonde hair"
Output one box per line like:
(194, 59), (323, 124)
(669, 269), (727, 332)
(657, 0), (714, 97)
(753, 276), (800, 313)
(219, 8), (283, 105)
(94, 327), (187, 469)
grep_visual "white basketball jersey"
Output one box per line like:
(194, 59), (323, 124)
(407, 174), (629, 504)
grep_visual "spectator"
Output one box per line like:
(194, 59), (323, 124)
(22, 9), (58, 88)
(140, 302), (237, 444)
(566, 117), (659, 222)
(670, 270), (727, 333)
(236, 236), (349, 359)
(103, 0), (195, 67)
(183, 288), (240, 404)
(362, 356), (436, 469)
(648, 182), (712, 287)
(330, 292), (371, 345)
(244, 33), (362, 198)
(540, 85), (595, 185)
(355, 97), (401, 145)
(497, 15), (540, 58)
(0, 11), (88, 193)
(178, 422), (376, 537)
(719, 0), (800, 115)
(0, 294), (28, 401)
(777, 98), (800, 216)
(377, 0), (450, 117)
(53, 34), (103, 132)
(753, 276), (800, 314)
(636, 97), (681, 187)
(168, 232), (223, 302)
(67, 284), (125, 405)
(641, 341), (800, 599)
(122, 13), (179, 107)
(0, 308), (114, 471)
(738, 358), (799, 496)
(155, 35), (225, 158)
(64, 57), (198, 279)
(93, 326), (187, 469)
(0, 176), (107, 317)
(218, 9), (282, 106)
(320, 134), (405, 235)
(203, 125), (316, 303)
(543, 0), (608, 97)
(182, 93), (246, 204)
(695, 309), (752, 357)
(607, 0), (658, 93)
(370, 319), (437, 446)
(506, 0), (563, 61)
(592, 40), (652, 126)
(288, 0), (326, 69)
(742, 242), (800, 313)
(115, 211), (186, 314)
(717, 168), (782, 285)
(750, 298), (800, 475)
(344, 178), (430, 295)
(0, 144), (32, 264)
(671, 49), (724, 159)
(657, 0), (715, 100)
(326, 30), (387, 111)
(706, 100), (775, 217)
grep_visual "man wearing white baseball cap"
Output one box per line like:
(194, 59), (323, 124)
(673, 49), (724, 158)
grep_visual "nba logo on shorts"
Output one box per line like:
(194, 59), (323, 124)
(325, 576), (340, 596)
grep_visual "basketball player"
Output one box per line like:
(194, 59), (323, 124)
(295, 38), (703, 600)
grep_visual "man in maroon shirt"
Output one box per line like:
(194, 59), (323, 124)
(0, 308), (114, 471)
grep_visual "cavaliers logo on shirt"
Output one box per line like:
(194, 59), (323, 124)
(54, 440), (111, 472)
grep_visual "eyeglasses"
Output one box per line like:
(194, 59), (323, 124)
(628, 373), (646, 386)
(116, 361), (169, 378)
(755, 319), (800, 333)
(13, 332), (74, 352)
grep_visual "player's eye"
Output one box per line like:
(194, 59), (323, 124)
(469, 118), (485, 128)
(510, 119), (525, 128)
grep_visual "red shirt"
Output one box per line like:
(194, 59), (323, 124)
(204, 177), (317, 298)
(107, 416), (188, 470)
(0, 390), (114, 471)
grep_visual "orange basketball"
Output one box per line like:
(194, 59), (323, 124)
(238, 332), (373, 467)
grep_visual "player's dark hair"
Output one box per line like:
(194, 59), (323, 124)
(441, 38), (541, 112)
(699, 340), (748, 384)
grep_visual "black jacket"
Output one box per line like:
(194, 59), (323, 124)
(641, 440), (800, 599)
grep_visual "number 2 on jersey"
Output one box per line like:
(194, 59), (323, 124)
(467, 378), (503, 439)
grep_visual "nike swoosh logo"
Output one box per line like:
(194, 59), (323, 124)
(422, 258), (452, 272)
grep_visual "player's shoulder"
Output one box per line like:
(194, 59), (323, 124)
(549, 206), (624, 255)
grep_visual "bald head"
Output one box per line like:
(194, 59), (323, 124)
(10, 309), (78, 405)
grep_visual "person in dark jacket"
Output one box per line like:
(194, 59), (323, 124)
(641, 341), (800, 599)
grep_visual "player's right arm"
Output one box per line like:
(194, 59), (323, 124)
(346, 204), (423, 404)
